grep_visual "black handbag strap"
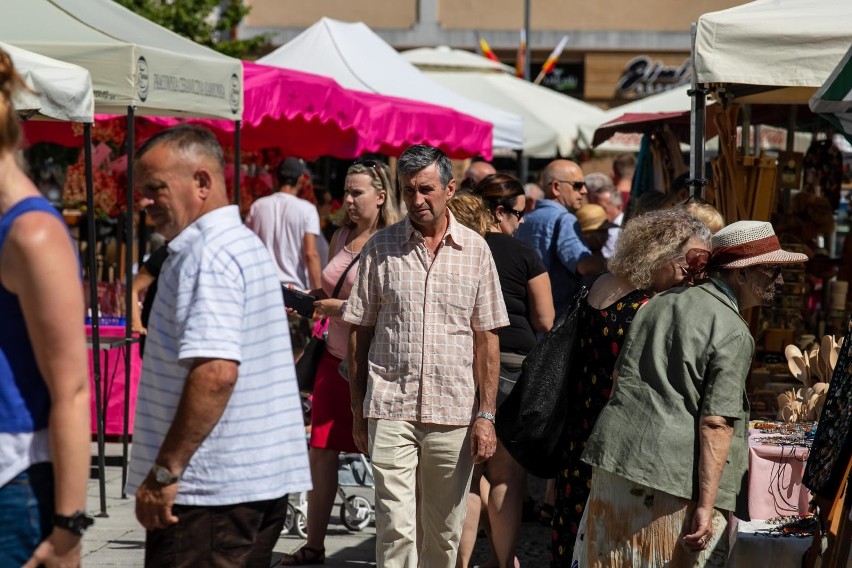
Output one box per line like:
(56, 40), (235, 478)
(331, 254), (361, 300)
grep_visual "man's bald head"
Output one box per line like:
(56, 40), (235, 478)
(464, 161), (497, 188)
(540, 159), (588, 213)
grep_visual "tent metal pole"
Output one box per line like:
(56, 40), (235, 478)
(516, 150), (528, 185)
(688, 22), (707, 200)
(121, 106), (136, 498)
(234, 120), (242, 209)
(85, 123), (107, 517)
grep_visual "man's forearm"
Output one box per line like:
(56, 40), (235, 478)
(349, 325), (374, 415)
(697, 415), (734, 509)
(156, 358), (238, 474)
(474, 330), (500, 414)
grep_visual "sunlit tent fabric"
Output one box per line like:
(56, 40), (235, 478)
(581, 86), (700, 152)
(2, 0), (242, 119)
(0, 42), (93, 122)
(23, 62), (493, 160)
(403, 46), (605, 158)
(695, 0), (852, 103)
(810, 44), (852, 145)
(258, 17), (523, 151)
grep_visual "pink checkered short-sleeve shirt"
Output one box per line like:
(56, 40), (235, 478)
(342, 212), (509, 426)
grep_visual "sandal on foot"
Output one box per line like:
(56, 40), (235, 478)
(278, 546), (325, 566)
(538, 503), (555, 526)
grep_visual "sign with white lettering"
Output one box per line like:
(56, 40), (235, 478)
(615, 56), (691, 98)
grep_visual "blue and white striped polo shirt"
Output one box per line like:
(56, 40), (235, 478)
(126, 205), (311, 506)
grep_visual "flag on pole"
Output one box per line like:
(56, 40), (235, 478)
(534, 35), (569, 85)
(475, 32), (501, 63)
(515, 30), (527, 78)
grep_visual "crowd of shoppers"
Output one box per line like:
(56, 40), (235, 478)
(1, 42), (813, 566)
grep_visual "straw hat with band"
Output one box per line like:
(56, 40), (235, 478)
(709, 220), (808, 269)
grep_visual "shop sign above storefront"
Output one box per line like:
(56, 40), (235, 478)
(616, 56), (691, 98)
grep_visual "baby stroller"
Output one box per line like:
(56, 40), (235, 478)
(336, 452), (375, 531)
(282, 452), (374, 538)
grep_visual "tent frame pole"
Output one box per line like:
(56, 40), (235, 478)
(234, 120), (241, 209)
(688, 22), (707, 200)
(121, 106), (135, 498)
(84, 123), (108, 517)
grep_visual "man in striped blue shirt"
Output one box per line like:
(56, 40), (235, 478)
(125, 125), (311, 567)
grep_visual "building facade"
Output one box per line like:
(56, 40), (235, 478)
(240, 0), (745, 106)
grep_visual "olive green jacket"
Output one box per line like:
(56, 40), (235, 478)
(582, 279), (753, 517)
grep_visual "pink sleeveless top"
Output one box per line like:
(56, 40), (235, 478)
(321, 226), (360, 359)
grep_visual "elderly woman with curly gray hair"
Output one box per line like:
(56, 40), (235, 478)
(551, 208), (713, 566)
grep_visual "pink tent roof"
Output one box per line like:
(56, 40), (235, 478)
(24, 61), (493, 160)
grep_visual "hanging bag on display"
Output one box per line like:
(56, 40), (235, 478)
(294, 254), (361, 392)
(496, 286), (589, 479)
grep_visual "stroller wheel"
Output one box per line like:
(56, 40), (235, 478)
(294, 511), (308, 539)
(281, 502), (297, 535)
(341, 495), (372, 531)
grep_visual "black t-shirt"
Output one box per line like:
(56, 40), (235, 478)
(139, 245), (169, 357)
(484, 232), (547, 355)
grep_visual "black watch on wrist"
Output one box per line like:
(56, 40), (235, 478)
(54, 511), (95, 537)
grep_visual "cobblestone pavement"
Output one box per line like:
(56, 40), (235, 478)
(83, 444), (552, 567)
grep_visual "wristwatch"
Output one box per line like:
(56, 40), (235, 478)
(476, 411), (496, 424)
(150, 464), (180, 486)
(54, 511), (95, 537)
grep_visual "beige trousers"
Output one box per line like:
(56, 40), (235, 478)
(369, 419), (474, 568)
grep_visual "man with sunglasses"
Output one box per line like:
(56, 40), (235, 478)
(575, 220), (808, 566)
(517, 159), (607, 316)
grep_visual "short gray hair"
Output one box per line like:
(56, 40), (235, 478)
(398, 144), (453, 188)
(136, 124), (225, 172)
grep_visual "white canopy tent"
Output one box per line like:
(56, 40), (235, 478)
(258, 18), (523, 151)
(695, 0), (852, 104)
(402, 46), (605, 158)
(2, 0), (242, 119)
(579, 86), (699, 153)
(1, 42), (93, 123)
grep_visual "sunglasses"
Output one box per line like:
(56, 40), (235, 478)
(556, 179), (586, 191)
(354, 159), (382, 172)
(504, 208), (524, 221)
(753, 265), (783, 280)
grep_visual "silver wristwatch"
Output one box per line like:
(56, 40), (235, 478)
(150, 464), (180, 486)
(476, 411), (496, 424)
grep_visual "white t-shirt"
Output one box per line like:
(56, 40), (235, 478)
(245, 192), (321, 289)
(126, 205), (311, 506)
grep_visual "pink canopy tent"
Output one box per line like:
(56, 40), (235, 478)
(24, 61), (493, 160)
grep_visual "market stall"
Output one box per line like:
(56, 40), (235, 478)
(689, 2), (852, 565)
(402, 46), (606, 158)
(257, 17), (524, 153)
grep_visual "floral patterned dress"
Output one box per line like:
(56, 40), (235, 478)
(551, 288), (651, 567)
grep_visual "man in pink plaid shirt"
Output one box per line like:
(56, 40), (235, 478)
(343, 145), (509, 567)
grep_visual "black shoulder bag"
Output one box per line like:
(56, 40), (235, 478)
(495, 286), (589, 478)
(295, 254), (361, 392)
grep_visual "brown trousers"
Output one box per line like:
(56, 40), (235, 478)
(145, 495), (288, 568)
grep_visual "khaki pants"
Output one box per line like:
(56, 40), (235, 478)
(369, 419), (474, 568)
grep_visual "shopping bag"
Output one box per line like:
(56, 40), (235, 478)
(496, 287), (588, 478)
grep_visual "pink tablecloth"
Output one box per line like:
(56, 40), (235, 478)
(87, 325), (142, 436)
(747, 430), (811, 520)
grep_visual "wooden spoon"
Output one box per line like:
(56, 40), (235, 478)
(785, 345), (809, 383)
